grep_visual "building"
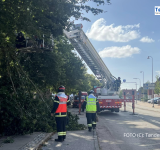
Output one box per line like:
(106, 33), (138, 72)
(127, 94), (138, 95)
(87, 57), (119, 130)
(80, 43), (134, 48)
(122, 89), (136, 99)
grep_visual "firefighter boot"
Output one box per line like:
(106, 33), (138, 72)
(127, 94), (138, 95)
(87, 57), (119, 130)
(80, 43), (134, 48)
(63, 135), (66, 141)
(88, 127), (92, 132)
(55, 136), (63, 142)
(92, 125), (96, 130)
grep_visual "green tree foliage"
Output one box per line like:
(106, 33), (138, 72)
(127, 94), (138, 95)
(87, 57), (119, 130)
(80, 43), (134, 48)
(119, 90), (123, 98)
(0, 0), (110, 136)
(72, 74), (102, 94)
(154, 76), (160, 94)
(0, 36), (102, 135)
(0, 0), (110, 48)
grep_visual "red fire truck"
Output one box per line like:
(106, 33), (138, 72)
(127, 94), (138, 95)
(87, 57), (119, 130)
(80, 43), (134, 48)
(93, 87), (122, 112)
(72, 92), (88, 108)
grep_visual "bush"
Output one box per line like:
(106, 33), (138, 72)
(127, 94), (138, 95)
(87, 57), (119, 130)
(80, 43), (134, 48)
(66, 112), (86, 131)
(3, 137), (14, 143)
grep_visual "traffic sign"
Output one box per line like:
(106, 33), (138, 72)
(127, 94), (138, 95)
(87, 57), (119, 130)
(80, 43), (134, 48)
(123, 79), (126, 82)
(143, 83), (155, 90)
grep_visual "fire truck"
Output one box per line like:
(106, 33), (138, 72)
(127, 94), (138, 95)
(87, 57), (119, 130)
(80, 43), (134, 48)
(73, 92), (88, 108)
(64, 24), (127, 113)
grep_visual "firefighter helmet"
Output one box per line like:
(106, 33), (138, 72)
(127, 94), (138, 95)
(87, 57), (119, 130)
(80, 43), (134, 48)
(18, 32), (23, 37)
(58, 85), (65, 92)
(89, 90), (94, 94)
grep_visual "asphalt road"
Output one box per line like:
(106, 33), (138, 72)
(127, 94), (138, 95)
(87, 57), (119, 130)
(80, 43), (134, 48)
(96, 104), (160, 150)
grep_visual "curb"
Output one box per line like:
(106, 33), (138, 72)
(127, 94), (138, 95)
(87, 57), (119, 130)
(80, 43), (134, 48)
(96, 130), (102, 150)
(36, 132), (55, 150)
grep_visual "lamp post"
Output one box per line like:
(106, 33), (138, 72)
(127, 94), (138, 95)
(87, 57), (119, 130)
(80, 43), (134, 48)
(140, 71), (144, 100)
(133, 78), (141, 101)
(147, 56), (154, 107)
(133, 78), (141, 103)
(147, 56), (153, 83)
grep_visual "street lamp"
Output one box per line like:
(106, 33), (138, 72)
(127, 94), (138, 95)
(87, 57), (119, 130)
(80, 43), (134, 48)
(140, 71), (144, 100)
(147, 56), (154, 107)
(147, 56), (153, 83)
(133, 78), (141, 88)
(133, 78), (141, 101)
(140, 71), (144, 85)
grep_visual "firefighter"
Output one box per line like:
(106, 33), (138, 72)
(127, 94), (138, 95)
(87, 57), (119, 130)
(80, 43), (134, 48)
(51, 85), (70, 142)
(82, 90), (100, 132)
(16, 32), (26, 48)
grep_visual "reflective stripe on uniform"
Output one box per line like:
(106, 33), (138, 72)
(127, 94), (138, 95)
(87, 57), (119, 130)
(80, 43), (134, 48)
(63, 132), (66, 135)
(92, 121), (96, 124)
(55, 115), (67, 117)
(54, 100), (59, 103)
(55, 112), (67, 117)
(87, 103), (96, 105)
(87, 99), (96, 102)
(58, 132), (64, 136)
(88, 124), (92, 127)
(59, 102), (67, 104)
(86, 111), (96, 113)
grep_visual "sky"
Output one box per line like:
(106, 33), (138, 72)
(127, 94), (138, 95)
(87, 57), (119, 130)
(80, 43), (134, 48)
(73, 0), (160, 90)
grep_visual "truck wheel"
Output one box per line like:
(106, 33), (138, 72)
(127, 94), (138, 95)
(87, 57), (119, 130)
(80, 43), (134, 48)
(111, 109), (114, 112)
(115, 108), (119, 112)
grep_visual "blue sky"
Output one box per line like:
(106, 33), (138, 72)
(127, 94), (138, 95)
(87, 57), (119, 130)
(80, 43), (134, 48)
(74, 0), (160, 90)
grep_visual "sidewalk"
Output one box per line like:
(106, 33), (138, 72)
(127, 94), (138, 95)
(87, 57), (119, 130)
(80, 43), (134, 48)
(127, 101), (160, 113)
(0, 132), (53, 150)
(0, 108), (100, 150)
(40, 108), (100, 150)
(136, 100), (160, 109)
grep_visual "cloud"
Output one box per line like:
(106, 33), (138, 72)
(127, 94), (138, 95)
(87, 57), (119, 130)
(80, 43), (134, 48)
(156, 71), (160, 75)
(140, 36), (155, 43)
(99, 45), (140, 58)
(86, 18), (140, 42)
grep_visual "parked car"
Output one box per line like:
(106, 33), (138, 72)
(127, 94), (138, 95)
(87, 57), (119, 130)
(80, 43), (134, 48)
(148, 99), (153, 103)
(157, 99), (160, 105)
(151, 98), (160, 104)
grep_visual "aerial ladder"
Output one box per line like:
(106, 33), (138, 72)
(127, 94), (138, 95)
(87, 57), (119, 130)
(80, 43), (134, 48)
(63, 24), (135, 113)
(63, 24), (120, 96)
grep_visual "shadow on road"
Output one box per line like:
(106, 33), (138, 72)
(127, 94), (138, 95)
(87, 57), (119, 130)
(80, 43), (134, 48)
(96, 109), (160, 150)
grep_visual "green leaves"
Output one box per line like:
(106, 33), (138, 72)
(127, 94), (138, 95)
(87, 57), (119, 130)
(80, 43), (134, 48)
(154, 76), (160, 95)
(0, 0), (109, 136)
(3, 137), (14, 143)
(66, 112), (87, 130)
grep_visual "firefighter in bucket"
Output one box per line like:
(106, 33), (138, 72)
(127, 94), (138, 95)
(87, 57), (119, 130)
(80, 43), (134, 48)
(51, 86), (70, 142)
(82, 90), (100, 132)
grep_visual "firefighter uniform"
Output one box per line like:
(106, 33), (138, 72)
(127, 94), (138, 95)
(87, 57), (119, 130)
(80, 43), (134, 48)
(51, 86), (70, 142)
(82, 90), (100, 132)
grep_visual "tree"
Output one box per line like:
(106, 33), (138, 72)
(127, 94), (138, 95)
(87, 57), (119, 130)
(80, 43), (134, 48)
(0, 34), (102, 135)
(119, 90), (123, 98)
(154, 76), (160, 95)
(0, 0), (111, 49)
(0, 0), (111, 136)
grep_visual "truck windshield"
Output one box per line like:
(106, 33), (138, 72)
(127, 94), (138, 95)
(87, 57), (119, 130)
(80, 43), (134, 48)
(81, 96), (85, 100)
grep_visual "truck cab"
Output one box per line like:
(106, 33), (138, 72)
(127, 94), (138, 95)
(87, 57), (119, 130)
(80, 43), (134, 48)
(72, 92), (88, 108)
